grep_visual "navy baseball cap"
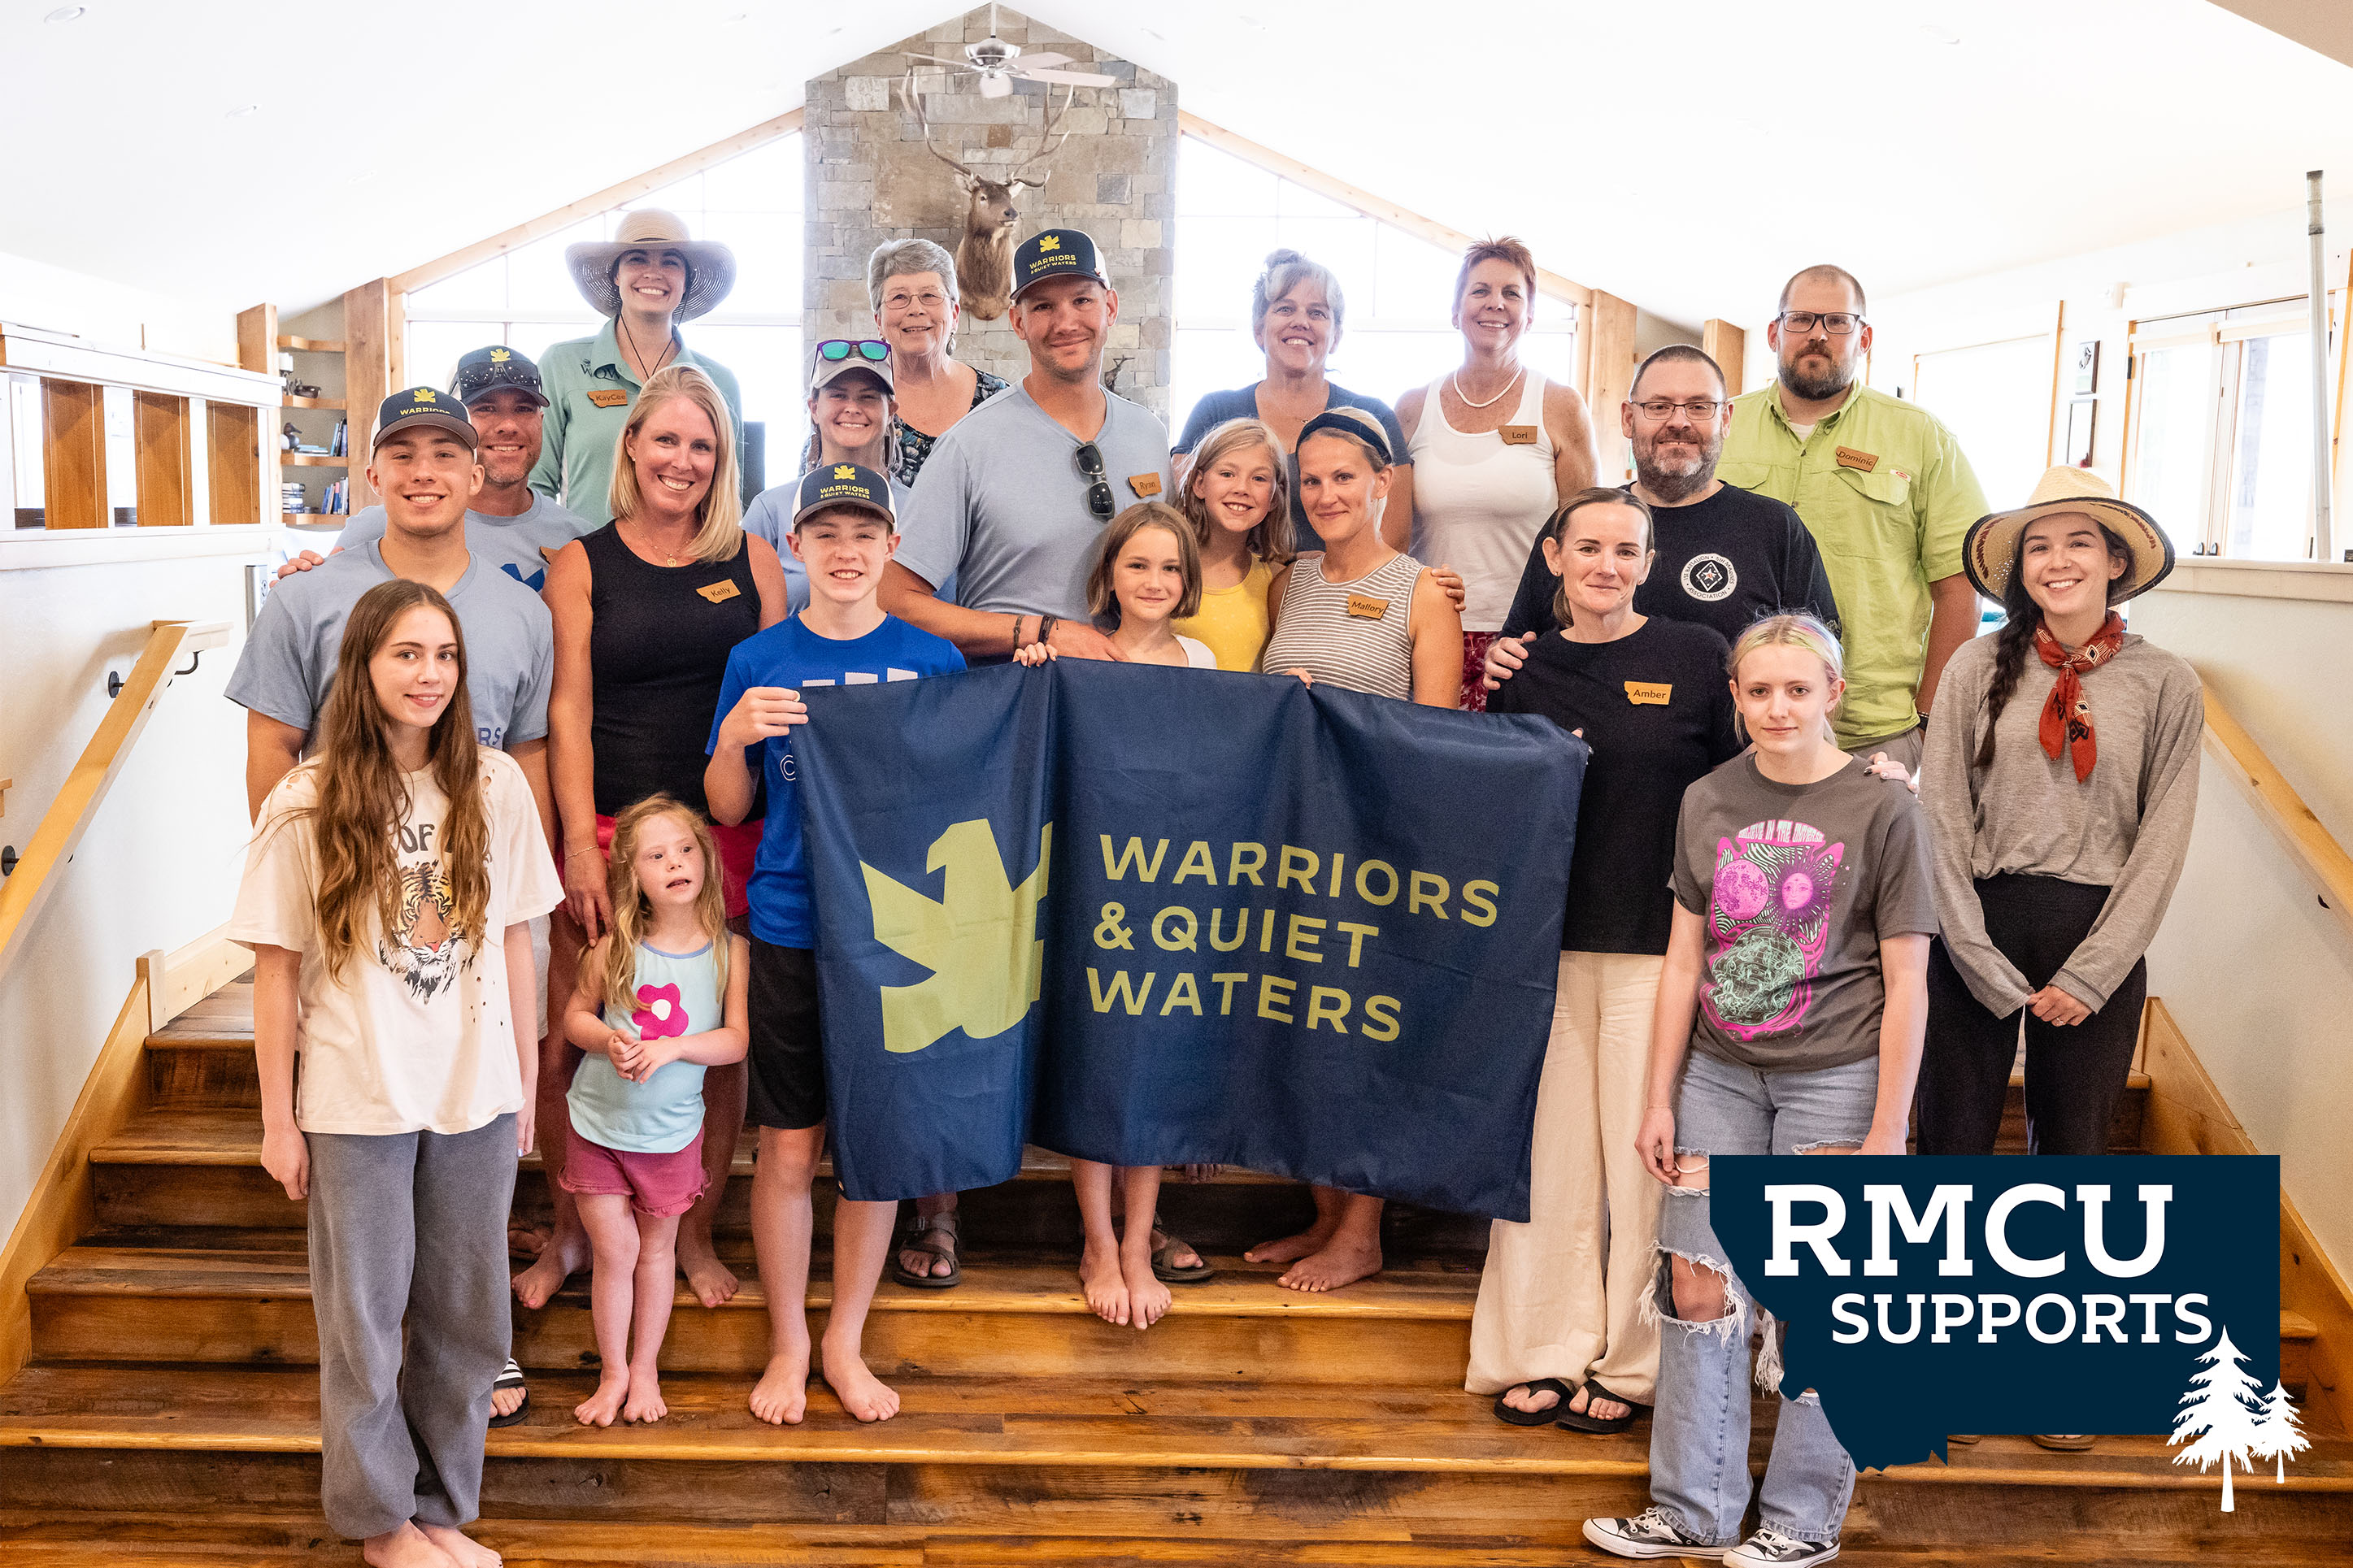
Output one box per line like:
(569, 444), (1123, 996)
(1010, 228), (1109, 302)
(792, 462), (894, 529)
(372, 387), (478, 452)
(451, 345), (549, 410)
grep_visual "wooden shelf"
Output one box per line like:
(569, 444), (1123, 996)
(281, 512), (345, 527)
(281, 396), (342, 410)
(280, 454), (346, 467)
(273, 335), (345, 354)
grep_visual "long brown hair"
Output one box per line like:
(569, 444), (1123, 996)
(268, 579), (490, 980)
(1972, 515), (2134, 770)
(590, 794), (732, 1014)
(1085, 502), (1203, 628)
(1179, 417), (1294, 565)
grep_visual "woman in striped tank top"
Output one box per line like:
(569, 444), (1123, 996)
(1248, 408), (1461, 1293)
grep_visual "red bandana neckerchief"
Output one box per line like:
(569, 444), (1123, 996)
(2034, 612), (2127, 782)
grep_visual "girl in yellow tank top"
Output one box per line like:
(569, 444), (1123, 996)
(1172, 417), (1292, 671)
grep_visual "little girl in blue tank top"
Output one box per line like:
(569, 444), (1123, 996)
(560, 794), (749, 1428)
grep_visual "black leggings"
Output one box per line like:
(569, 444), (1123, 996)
(1916, 874), (2146, 1157)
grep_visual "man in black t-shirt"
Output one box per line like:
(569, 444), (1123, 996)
(1485, 345), (1839, 688)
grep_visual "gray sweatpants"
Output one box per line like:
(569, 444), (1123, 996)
(307, 1114), (516, 1540)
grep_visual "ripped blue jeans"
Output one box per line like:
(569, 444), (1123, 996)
(1646, 1049), (1877, 1547)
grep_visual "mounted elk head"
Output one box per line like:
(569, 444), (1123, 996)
(900, 72), (1077, 320)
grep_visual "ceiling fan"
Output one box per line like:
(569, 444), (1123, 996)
(904, 4), (1119, 98)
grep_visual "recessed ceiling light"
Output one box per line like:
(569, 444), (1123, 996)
(225, 103), (261, 117)
(45, 5), (87, 20)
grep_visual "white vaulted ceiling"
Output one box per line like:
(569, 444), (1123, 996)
(1, 0), (2350, 329)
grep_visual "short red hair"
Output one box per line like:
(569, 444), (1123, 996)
(1454, 236), (1537, 316)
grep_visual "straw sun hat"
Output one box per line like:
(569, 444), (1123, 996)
(1961, 465), (2175, 605)
(566, 209), (737, 322)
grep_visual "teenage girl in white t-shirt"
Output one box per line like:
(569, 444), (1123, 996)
(233, 578), (562, 1568)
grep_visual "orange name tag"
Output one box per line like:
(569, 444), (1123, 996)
(1129, 472), (1163, 497)
(1498, 424), (1539, 445)
(586, 389), (630, 409)
(1624, 680), (1672, 706)
(1834, 445), (1878, 471)
(697, 580), (742, 604)
(1345, 593), (1390, 619)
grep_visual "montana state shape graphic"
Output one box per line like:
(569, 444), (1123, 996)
(860, 819), (1051, 1054)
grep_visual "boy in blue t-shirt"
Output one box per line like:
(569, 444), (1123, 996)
(703, 463), (963, 1430)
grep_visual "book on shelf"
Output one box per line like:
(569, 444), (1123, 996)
(330, 419), (348, 457)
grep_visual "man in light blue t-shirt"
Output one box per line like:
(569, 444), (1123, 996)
(883, 228), (1170, 663)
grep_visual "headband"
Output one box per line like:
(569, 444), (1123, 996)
(1297, 408), (1394, 467)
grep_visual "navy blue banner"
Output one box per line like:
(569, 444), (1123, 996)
(1711, 1155), (2283, 1474)
(794, 659), (1585, 1215)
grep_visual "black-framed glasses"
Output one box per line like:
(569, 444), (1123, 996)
(1632, 398), (1724, 423)
(1073, 441), (1115, 522)
(1779, 311), (1865, 335)
(816, 338), (891, 363)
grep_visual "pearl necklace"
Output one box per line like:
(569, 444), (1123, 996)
(1451, 363), (1524, 410)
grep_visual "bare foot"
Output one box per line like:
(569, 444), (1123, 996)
(1277, 1234), (1381, 1292)
(1501, 1381), (1565, 1417)
(748, 1348), (810, 1426)
(820, 1339), (902, 1422)
(572, 1370), (628, 1427)
(510, 1229), (588, 1310)
(361, 1522), (459, 1568)
(1080, 1237), (1130, 1326)
(1565, 1384), (1631, 1422)
(507, 1220), (549, 1260)
(620, 1370), (668, 1424)
(1150, 1225), (1203, 1273)
(490, 1379), (525, 1422)
(1244, 1223), (1335, 1267)
(1123, 1252), (1172, 1330)
(678, 1233), (740, 1308)
(1181, 1162), (1223, 1183)
(416, 1524), (501, 1568)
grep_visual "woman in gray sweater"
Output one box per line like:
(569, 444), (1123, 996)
(1915, 467), (2198, 1161)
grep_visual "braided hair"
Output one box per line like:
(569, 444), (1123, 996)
(1972, 519), (2134, 770)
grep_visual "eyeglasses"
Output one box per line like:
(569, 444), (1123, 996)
(1778, 311), (1865, 335)
(1632, 398), (1724, 423)
(882, 289), (949, 311)
(816, 339), (891, 363)
(1073, 441), (1115, 522)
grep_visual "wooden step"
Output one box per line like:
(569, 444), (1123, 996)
(27, 1235), (1481, 1382)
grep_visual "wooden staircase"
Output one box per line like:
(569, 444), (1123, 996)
(2, 979), (2349, 1566)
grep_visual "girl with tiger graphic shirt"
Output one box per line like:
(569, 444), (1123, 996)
(233, 579), (561, 1568)
(561, 794), (750, 1427)
(1585, 614), (1936, 1568)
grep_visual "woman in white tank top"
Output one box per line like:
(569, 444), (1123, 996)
(1395, 238), (1598, 710)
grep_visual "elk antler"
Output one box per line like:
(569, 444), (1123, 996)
(899, 69), (981, 182)
(1007, 83), (1080, 192)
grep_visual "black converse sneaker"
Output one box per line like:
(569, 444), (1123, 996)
(1582, 1506), (1729, 1560)
(1725, 1526), (1841, 1566)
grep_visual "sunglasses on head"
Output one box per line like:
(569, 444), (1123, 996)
(816, 339), (891, 363)
(1073, 441), (1114, 523)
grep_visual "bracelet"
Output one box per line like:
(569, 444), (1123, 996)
(564, 846), (602, 861)
(1039, 615), (1057, 646)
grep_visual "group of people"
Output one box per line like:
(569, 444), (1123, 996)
(222, 210), (2202, 1568)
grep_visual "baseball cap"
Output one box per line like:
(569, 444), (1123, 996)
(451, 345), (549, 409)
(809, 338), (894, 393)
(1009, 228), (1110, 302)
(791, 463), (894, 529)
(371, 387), (479, 452)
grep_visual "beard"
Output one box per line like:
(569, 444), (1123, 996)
(1636, 426), (1720, 503)
(1780, 342), (1854, 402)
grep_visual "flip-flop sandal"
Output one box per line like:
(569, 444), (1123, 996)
(1149, 1213), (1214, 1284)
(487, 1358), (530, 1428)
(889, 1210), (962, 1290)
(1555, 1379), (1649, 1436)
(1492, 1376), (1573, 1427)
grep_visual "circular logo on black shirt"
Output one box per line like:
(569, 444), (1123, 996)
(1681, 552), (1738, 602)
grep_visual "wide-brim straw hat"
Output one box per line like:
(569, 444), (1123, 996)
(1962, 465), (2175, 605)
(566, 209), (736, 322)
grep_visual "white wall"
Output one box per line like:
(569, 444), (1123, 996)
(0, 249), (234, 364)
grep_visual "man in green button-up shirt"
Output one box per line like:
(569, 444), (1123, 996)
(1718, 265), (1987, 763)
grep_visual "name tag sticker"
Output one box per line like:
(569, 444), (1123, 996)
(696, 580), (742, 604)
(1129, 472), (1163, 497)
(586, 389), (630, 409)
(1345, 593), (1390, 619)
(1624, 680), (1672, 706)
(1498, 424), (1539, 445)
(1834, 445), (1878, 471)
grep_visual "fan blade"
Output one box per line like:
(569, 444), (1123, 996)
(1019, 51), (1072, 67)
(904, 54), (972, 68)
(978, 72), (1014, 98)
(1020, 67), (1117, 86)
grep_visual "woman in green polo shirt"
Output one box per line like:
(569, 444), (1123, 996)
(530, 208), (747, 527)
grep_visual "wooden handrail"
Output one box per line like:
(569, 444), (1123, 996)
(2201, 681), (2353, 949)
(0, 619), (230, 985)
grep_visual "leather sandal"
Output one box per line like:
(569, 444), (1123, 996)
(1492, 1377), (1572, 1427)
(889, 1210), (962, 1289)
(1149, 1212), (1214, 1284)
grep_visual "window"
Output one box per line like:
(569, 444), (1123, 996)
(405, 134), (802, 483)
(2127, 298), (2338, 560)
(1172, 137), (1578, 439)
(1909, 334), (2056, 519)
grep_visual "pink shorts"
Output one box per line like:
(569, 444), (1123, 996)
(559, 1128), (708, 1218)
(594, 813), (761, 922)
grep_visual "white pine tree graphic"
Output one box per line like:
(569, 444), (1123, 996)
(2169, 1328), (2265, 1511)
(2250, 1380), (2310, 1483)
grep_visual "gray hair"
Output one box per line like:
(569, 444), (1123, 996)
(868, 238), (961, 313)
(1250, 249), (1345, 346)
